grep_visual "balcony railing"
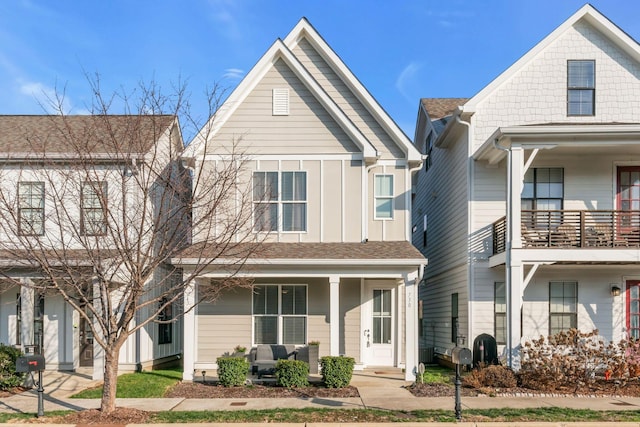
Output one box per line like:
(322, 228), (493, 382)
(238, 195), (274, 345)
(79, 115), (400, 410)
(492, 210), (640, 255)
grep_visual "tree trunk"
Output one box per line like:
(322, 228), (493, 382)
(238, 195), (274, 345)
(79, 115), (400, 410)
(100, 350), (119, 413)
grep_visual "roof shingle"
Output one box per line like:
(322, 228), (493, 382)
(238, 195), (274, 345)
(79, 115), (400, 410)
(421, 98), (469, 120)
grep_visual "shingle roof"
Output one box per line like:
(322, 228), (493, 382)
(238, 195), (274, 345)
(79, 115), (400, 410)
(176, 241), (425, 262)
(0, 115), (175, 156)
(421, 98), (469, 119)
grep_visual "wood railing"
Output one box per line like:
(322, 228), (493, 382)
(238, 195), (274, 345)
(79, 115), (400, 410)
(492, 210), (640, 255)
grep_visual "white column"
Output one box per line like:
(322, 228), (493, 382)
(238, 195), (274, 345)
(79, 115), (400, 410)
(510, 145), (524, 249)
(182, 277), (196, 381)
(404, 272), (419, 381)
(329, 275), (340, 356)
(20, 281), (34, 351)
(507, 261), (524, 369)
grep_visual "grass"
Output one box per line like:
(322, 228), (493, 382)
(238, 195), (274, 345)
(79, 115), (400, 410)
(3, 408), (640, 424)
(416, 364), (453, 384)
(71, 368), (182, 398)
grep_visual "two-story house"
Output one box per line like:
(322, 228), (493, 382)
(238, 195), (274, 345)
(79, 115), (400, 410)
(0, 115), (184, 379)
(176, 18), (425, 380)
(413, 5), (640, 366)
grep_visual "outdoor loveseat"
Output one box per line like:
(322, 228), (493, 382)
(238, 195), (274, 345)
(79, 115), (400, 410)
(251, 344), (298, 378)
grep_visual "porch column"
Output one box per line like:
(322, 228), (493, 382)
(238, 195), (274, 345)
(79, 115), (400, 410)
(20, 281), (34, 351)
(510, 145), (524, 249)
(507, 260), (524, 369)
(329, 275), (340, 356)
(404, 271), (419, 381)
(182, 277), (196, 381)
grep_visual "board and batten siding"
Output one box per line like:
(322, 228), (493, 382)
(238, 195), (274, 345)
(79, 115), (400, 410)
(210, 59), (359, 156)
(471, 21), (640, 152)
(340, 278), (362, 363)
(292, 38), (405, 160)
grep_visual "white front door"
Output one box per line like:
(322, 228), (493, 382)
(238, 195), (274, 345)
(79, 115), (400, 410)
(362, 281), (395, 366)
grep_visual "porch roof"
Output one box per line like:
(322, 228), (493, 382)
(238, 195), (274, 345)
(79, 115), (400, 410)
(173, 241), (426, 266)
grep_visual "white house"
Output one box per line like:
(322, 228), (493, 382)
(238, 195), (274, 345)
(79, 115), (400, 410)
(176, 18), (425, 381)
(0, 115), (184, 379)
(413, 5), (640, 366)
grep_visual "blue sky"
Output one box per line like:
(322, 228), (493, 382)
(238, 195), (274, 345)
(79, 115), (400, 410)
(0, 1), (638, 139)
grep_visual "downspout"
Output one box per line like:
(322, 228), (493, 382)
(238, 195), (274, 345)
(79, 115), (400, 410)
(455, 114), (473, 349)
(363, 157), (381, 242)
(493, 137), (514, 367)
(407, 161), (425, 242)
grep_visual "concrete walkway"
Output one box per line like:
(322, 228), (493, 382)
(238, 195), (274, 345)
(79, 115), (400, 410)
(3, 368), (640, 418)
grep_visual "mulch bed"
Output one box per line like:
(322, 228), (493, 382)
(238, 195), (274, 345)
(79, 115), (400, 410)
(165, 380), (360, 398)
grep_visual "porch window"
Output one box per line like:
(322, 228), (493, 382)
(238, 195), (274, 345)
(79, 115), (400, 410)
(374, 174), (394, 219)
(451, 293), (458, 343)
(253, 171), (307, 232)
(158, 296), (172, 345)
(627, 281), (640, 339)
(81, 181), (107, 236)
(253, 284), (307, 345)
(567, 60), (595, 116)
(522, 168), (564, 210)
(494, 282), (506, 345)
(549, 281), (577, 335)
(18, 182), (45, 235)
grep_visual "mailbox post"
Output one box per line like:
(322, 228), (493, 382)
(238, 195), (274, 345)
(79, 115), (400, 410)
(16, 354), (46, 417)
(451, 345), (472, 421)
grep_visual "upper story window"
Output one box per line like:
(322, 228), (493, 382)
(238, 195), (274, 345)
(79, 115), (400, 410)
(567, 60), (595, 116)
(374, 174), (394, 220)
(18, 182), (45, 235)
(253, 171), (307, 232)
(81, 181), (107, 236)
(424, 130), (433, 172)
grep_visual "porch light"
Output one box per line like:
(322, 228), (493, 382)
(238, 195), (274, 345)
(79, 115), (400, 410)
(611, 285), (621, 297)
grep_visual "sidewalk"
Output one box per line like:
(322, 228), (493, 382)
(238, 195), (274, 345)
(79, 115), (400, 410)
(2, 368), (640, 415)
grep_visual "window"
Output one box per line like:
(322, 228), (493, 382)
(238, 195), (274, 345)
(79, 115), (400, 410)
(567, 60), (595, 116)
(253, 284), (307, 345)
(522, 168), (564, 228)
(18, 182), (44, 235)
(158, 297), (173, 345)
(627, 281), (640, 340)
(16, 293), (21, 346)
(81, 181), (107, 235)
(424, 130), (433, 172)
(374, 174), (394, 219)
(495, 282), (506, 345)
(423, 215), (428, 248)
(451, 293), (458, 343)
(549, 281), (577, 335)
(372, 289), (392, 344)
(252, 171), (307, 232)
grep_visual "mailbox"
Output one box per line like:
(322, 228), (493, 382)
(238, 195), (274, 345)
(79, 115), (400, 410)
(16, 355), (46, 372)
(451, 347), (472, 365)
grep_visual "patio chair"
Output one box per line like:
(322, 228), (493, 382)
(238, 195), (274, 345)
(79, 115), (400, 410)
(521, 224), (547, 247)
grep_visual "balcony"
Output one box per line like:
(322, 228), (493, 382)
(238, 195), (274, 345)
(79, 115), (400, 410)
(492, 210), (640, 255)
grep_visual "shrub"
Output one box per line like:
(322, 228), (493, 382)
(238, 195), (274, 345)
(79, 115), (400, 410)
(0, 344), (25, 390)
(320, 356), (354, 388)
(275, 359), (309, 387)
(462, 364), (517, 389)
(216, 356), (249, 387)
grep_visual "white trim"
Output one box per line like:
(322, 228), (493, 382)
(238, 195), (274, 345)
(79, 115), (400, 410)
(373, 172), (394, 221)
(175, 257), (426, 267)
(341, 160), (345, 242)
(320, 159), (324, 242)
(202, 153), (364, 162)
(282, 18), (422, 163)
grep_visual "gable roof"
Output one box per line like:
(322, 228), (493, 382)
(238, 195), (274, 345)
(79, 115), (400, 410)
(186, 18), (421, 164)
(421, 98), (468, 120)
(464, 4), (640, 112)
(0, 115), (177, 159)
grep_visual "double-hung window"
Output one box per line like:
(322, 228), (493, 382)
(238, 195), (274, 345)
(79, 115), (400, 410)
(81, 181), (107, 236)
(374, 174), (394, 219)
(567, 60), (595, 116)
(253, 284), (307, 345)
(549, 281), (577, 335)
(253, 171), (307, 232)
(18, 182), (45, 235)
(158, 296), (173, 345)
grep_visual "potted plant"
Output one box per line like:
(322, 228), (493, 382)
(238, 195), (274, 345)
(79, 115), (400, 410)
(307, 341), (320, 374)
(233, 345), (247, 357)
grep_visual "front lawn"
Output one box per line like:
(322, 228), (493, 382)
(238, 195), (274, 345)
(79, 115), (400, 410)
(71, 368), (182, 398)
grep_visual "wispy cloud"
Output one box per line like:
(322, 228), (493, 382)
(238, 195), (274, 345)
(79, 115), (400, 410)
(18, 80), (74, 114)
(395, 62), (422, 103)
(222, 68), (244, 81)
(207, 0), (243, 41)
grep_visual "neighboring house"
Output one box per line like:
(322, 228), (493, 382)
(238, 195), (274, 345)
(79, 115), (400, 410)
(176, 18), (425, 380)
(413, 4), (640, 366)
(0, 115), (184, 379)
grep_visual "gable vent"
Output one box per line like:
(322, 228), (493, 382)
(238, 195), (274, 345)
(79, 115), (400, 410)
(272, 88), (289, 116)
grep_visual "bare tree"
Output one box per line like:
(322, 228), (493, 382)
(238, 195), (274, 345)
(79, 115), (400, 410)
(0, 78), (259, 413)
